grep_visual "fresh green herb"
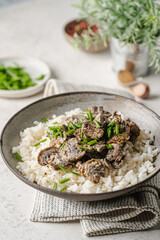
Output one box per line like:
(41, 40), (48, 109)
(60, 187), (67, 191)
(76, 122), (84, 127)
(42, 118), (48, 122)
(107, 120), (115, 128)
(47, 131), (51, 139)
(53, 182), (57, 190)
(0, 64), (37, 90)
(70, 121), (77, 130)
(81, 114), (87, 119)
(59, 178), (71, 184)
(36, 74), (45, 80)
(85, 109), (89, 112)
(52, 132), (60, 138)
(60, 142), (66, 150)
(53, 121), (58, 124)
(87, 139), (97, 146)
(117, 133), (126, 136)
(133, 147), (139, 153)
(87, 110), (93, 121)
(94, 119), (101, 128)
(67, 125), (71, 131)
(69, 170), (80, 176)
(48, 126), (61, 131)
(94, 148), (97, 151)
(14, 152), (22, 160)
(114, 124), (119, 135)
(107, 127), (112, 139)
(57, 165), (67, 173)
(78, 145), (88, 150)
(34, 138), (47, 147)
(66, 129), (75, 135)
(106, 144), (113, 150)
(59, 130), (63, 138)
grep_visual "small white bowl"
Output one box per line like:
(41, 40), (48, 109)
(0, 56), (51, 98)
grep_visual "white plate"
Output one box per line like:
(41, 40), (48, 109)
(0, 56), (51, 98)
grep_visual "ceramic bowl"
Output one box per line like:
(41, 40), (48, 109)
(64, 19), (109, 53)
(0, 56), (51, 98)
(1, 92), (160, 201)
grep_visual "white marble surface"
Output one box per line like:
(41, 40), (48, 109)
(0, 0), (160, 239)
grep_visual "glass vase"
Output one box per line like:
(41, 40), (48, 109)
(110, 37), (149, 77)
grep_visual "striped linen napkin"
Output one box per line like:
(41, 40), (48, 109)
(31, 79), (160, 237)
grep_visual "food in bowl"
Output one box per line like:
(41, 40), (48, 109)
(12, 106), (158, 193)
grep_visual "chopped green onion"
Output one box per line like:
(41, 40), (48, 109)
(60, 187), (67, 191)
(76, 122), (84, 127)
(34, 138), (47, 147)
(52, 132), (60, 138)
(42, 118), (48, 122)
(59, 130), (63, 138)
(48, 126), (61, 131)
(107, 120), (115, 128)
(94, 119), (101, 128)
(106, 144), (113, 150)
(87, 139), (97, 146)
(36, 74), (45, 80)
(114, 124), (119, 135)
(14, 152), (22, 160)
(47, 131), (51, 140)
(81, 114), (87, 119)
(77, 145), (88, 150)
(88, 110), (93, 121)
(60, 142), (66, 150)
(66, 129), (75, 135)
(53, 182), (57, 190)
(53, 121), (58, 124)
(85, 109), (89, 112)
(70, 121), (77, 130)
(94, 148), (97, 151)
(67, 125), (71, 131)
(57, 165), (67, 173)
(133, 147), (139, 153)
(81, 140), (88, 144)
(69, 170), (80, 176)
(59, 178), (70, 184)
(117, 133), (126, 136)
(107, 128), (112, 139)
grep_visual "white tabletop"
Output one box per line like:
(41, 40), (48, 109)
(0, 1), (160, 239)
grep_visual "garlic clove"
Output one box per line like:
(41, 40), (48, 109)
(130, 83), (150, 99)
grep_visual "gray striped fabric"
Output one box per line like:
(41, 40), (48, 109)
(31, 79), (160, 236)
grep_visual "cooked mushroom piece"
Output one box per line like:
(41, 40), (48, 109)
(107, 133), (130, 145)
(52, 138), (86, 169)
(128, 121), (140, 141)
(77, 159), (105, 183)
(65, 115), (86, 125)
(82, 121), (104, 139)
(38, 146), (58, 166)
(105, 143), (123, 163)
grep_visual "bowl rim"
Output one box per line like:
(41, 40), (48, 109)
(1, 91), (160, 200)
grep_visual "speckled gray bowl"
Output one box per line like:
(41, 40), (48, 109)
(1, 92), (160, 201)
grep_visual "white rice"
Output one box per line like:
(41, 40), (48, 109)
(12, 108), (159, 193)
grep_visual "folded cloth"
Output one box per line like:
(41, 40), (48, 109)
(31, 79), (160, 237)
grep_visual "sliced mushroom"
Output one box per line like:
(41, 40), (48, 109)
(38, 146), (58, 166)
